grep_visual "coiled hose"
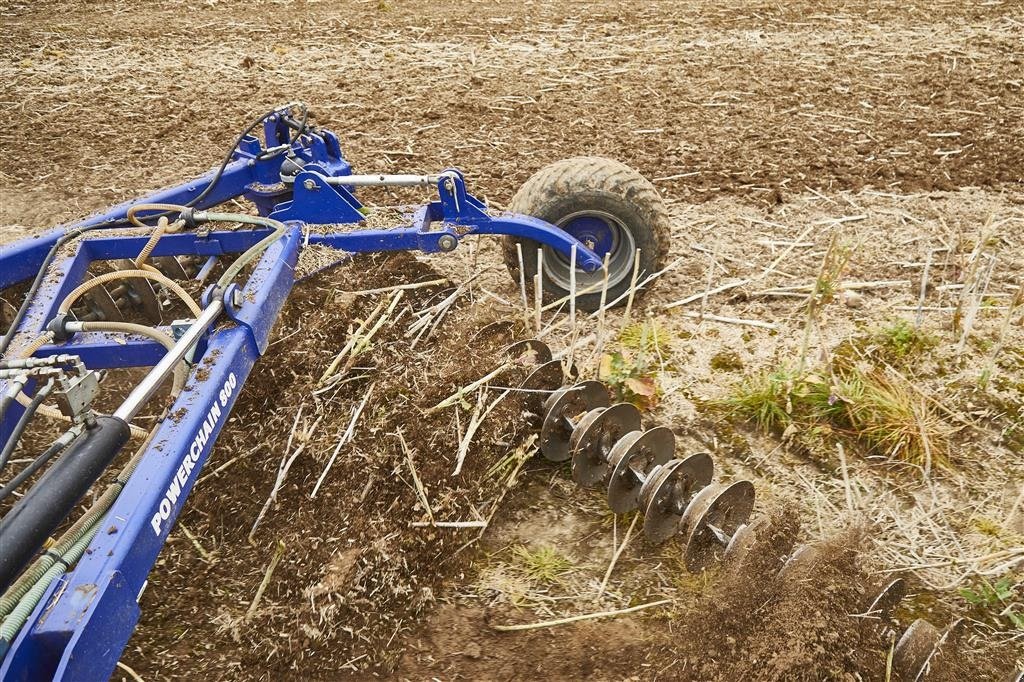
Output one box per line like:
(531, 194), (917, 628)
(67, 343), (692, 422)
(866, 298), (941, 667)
(0, 207), (289, 618)
(0, 518), (100, 656)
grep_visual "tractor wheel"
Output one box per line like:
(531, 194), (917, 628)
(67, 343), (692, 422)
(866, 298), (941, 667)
(502, 156), (670, 313)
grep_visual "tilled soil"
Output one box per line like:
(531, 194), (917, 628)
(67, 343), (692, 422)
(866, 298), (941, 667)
(2, 0), (1022, 680)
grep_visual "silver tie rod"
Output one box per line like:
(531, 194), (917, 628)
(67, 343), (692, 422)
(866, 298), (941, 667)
(113, 300), (224, 423)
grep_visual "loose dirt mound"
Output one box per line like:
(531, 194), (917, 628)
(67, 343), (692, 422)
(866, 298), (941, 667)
(126, 253), (547, 678)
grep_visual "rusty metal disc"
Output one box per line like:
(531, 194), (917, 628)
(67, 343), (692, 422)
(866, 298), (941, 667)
(539, 381), (610, 462)
(501, 338), (552, 367)
(570, 402), (642, 487)
(520, 360), (565, 414)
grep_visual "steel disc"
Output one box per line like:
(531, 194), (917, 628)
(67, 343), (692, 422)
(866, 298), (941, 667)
(84, 283), (124, 322)
(501, 339), (552, 367)
(865, 578), (907, 622)
(607, 426), (675, 513)
(539, 381), (610, 462)
(777, 543), (821, 582)
(893, 619), (941, 682)
(520, 360), (565, 414)
(641, 453), (715, 543)
(721, 517), (765, 573)
(115, 259), (162, 322)
(570, 403), (642, 487)
(154, 255), (190, 280)
(682, 481), (756, 572)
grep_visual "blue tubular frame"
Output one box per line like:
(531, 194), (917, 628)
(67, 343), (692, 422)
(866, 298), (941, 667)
(0, 113), (603, 681)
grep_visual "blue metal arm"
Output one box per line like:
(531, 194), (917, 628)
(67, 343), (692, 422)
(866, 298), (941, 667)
(0, 110), (608, 681)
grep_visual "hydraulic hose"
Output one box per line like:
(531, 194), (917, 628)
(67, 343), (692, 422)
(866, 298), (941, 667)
(0, 517), (100, 658)
(76, 321), (187, 396)
(58, 268), (201, 317)
(0, 428), (79, 504)
(9, 333), (147, 439)
(0, 379), (54, 470)
(0, 419), (157, 617)
(0, 415), (131, 593)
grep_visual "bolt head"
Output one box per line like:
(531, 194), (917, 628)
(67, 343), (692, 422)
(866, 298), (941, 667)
(302, 178), (317, 190)
(438, 234), (457, 251)
(231, 289), (244, 307)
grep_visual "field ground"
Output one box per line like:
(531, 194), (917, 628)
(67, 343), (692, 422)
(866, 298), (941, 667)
(1, 1), (1022, 680)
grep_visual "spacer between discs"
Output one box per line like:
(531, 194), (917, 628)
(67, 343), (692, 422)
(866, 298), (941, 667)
(570, 402), (642, 487)
(607, 426), (675, 513)
(539, 381), (609, 462)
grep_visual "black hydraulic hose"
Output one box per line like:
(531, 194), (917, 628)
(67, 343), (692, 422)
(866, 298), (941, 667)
(0, 379), (53, 471)
(0, 226), (101, 359)
(0, 105), (307, 359)
(127, 103), (308, 227)
(0, 415), (130, 593)
(0, 431), (75, 504)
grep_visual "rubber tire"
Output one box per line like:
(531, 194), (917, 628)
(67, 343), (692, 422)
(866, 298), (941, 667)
(502, 156), (670, 313)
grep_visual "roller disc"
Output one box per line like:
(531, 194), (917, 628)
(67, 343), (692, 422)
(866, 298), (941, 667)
(154, 255), (190, 280)
(607, 426), (675, 513)
(570, 403), (642, 486)
(682, 481), (756, 572)
(893, 619), (941, 682)
(722, 516), (768, 574)
(540, 381), (609, 462)
(115, 259), (162, 322)
(84, 283), (124, 322)
(777, 543), (821, 582)
(563, 361), (580, 383)
(865, 578), (907, 622)
(501, 339), (552, 367)
(640, 453), (715, 543)
(520, 360), (565, 414)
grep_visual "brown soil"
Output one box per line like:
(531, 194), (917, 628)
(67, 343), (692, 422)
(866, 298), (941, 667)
(1, 1), (1022, 680)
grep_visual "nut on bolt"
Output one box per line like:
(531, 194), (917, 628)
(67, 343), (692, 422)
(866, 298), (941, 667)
(437, 234), (458, 252)
(302, 178), (318, 191)
(231, 289), (244, 307)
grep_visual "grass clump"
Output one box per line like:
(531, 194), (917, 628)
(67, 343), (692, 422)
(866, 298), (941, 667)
(959, 577), (1024, 632)
(719, 360), (949, 469)
(872, 319), (938, 360)
(720, 366), (798, 431)
(509, 545), (573, 585)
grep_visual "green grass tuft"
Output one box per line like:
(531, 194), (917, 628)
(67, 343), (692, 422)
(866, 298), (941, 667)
(509, 545), (573, 584)
(719, 366), (798, 431)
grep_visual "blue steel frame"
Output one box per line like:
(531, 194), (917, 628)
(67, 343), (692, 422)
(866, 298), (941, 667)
(0, 114), (603, 681)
